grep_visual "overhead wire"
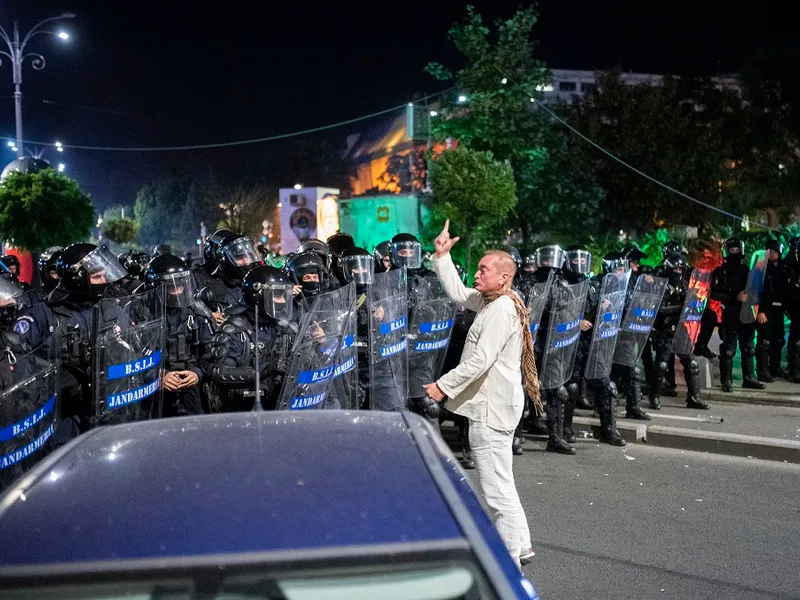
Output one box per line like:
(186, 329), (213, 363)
(496, 68), (779, 233)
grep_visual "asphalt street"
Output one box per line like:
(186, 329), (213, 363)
(496, 440), (800, 599)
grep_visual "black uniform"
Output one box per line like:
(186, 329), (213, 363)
(756, 259), (787, 379)
(710, 252), (763, 391)
(784, 247), (800, 382)
(648, 262), (709, 409)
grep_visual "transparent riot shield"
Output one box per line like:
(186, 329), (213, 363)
(672, 269), (712, 356)
(328, 283), (358, 410)
(740, 250), (768, 325)
(540, 279), (589, 389)
(584, 271), (629, 380)
(0, 341), (59, 491)
(408, 277), (456, 398)
(368, 269), (408, 411)
(276, 285), (352, 411)
(527, 272), (554, 344)
(92, 290), (165, 427)
(613, 275), (668, 368)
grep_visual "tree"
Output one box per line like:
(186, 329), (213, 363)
(428, 147), (516, 272)
(104, 217), (139, 245)
(425, 6), (604, 243)
(216, 184), (276, 242)
(0, 168), (95, 251)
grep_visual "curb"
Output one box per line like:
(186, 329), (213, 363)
(675, 385), (800, 409)
(567, 416), (800, 463)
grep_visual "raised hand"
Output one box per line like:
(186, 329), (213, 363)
(434, 219), (461, 257)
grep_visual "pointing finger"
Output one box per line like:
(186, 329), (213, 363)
(443, 219), (450, 234)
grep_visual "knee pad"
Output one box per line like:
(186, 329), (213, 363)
(633, 366), (642, 378)
(687, 359), (700, 376)
(556, 386), (569, 402)
(608, 380), (618, 397)
(758, 338), (771, 351)
(656, 361), (669, 376)
(565, 382), (579, 398)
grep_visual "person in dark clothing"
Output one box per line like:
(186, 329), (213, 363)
(756, 239), (788, 381)
(784, 237), (800, 383)
(710, 238), (765, 393)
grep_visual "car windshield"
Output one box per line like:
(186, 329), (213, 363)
(3, 562), (495, 600)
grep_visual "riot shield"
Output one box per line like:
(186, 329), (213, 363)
(584, 271), (629, 380)
(408, 277), (456, 398)
(328, 283), (359, 410)
(527, 272), (554, 344)
(540, 279), (589, 390)
(368, 269), (408, 411)
(92, 289), (165, 427)
(740, 250), (768, 325)
(672, 269), (712, 355)
(276, 285), (351, 410)
(613, 275), (668, 368)
(0, 341), (59, 491)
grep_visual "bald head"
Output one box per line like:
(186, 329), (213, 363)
(474, 250), (516, 293)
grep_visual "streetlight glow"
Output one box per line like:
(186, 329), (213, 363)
(57, 163), (65, 172)
(6, 141), (13, 147)
(293, 183), (302, 190)
(57, 31), (69, 40)
(457, 94), (467, 103)
(429, 110), (438, 117)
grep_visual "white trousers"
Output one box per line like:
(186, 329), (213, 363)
(469, 419), (531, 566)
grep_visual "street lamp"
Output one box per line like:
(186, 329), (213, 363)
(0, 12), (76, 158)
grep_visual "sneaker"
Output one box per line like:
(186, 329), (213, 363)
(520, 547), (535, 565)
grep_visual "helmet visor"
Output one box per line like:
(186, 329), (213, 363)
(158, 271), (197, 308)
(534, 246), (564, 269)
(341, 255), (374, 285)
(79, 247), (128, 286)
(567, 250), (592, 275)
(0, 278), (24, 305)
(391, 241), (422, 269)
(263, 283), (294, 322)
(222, 237), (262, 268)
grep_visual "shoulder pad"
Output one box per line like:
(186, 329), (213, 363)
(221, 322), (239, 335)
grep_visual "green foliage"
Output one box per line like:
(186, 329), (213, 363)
(635, 229), (674, 267)
(104, 217), (139, 245)
(0, 168), (95, 250)
(428, 146), (516, 271)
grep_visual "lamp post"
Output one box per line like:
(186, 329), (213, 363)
(0, 13), (76, 157)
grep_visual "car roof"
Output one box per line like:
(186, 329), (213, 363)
(0, 412), (464, 567)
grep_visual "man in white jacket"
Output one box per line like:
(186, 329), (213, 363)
(423, 220), (535, 568)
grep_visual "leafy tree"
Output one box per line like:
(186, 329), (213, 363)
(426, 6), (604, 244)
(104, 217), (139, 245)
(428, 147), (516, 272)
(0, 168), (95, 251)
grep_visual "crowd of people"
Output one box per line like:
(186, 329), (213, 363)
(1, 229), (798, 484)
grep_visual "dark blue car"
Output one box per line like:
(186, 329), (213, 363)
(0, 411), (538, 599)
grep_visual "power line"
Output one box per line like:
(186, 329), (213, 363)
(496, 69), (778, 232)
(0, 101), (412, 152)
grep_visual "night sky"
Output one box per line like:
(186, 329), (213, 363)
(0, 0), (795, 212)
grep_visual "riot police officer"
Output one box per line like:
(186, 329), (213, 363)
(711, 238), (765, 392)
(297, 238), (333, 272)
(649, 253), (710, 410)
(784, 237), (800, 382)
(26, 246), (62, 305)
(206, 231), (264, 318)
(145, 255), (215, 416)
(209, 266), (297, 411)
(192, 229), (233, 323)
(327, 232), (356, 286)
(373, 240), (393, 273)
(285, 251), (333, 311)
(0, 278), (26, 332)
(756, 239), (787, 381)
(12, 243), (130, 439)
(0, 255), (30, 290)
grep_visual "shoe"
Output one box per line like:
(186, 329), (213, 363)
(599, 428), (627, 446)
(758, 371), (774, 383)
(563, 426), (577, 444)
(721, 381), (733, 393)
(771, 368), (789, 379)
(512, 437), (524, 456)
(742, 378), (766, 390)
(687, 398), (710, 410)
(546, 437), (576, 455)
(526, 418), (548, 436)
(648, 397), (662, 410)
(520, 547), (535, 565)
(461, 450), (476, 470)
(694, 346), (716, 359)
(625, 407), (651, 421)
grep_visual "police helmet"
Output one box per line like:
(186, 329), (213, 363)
(723, 238), (745, 257)
(602, 251), (629, 274)
(217, 232), (264, 286)
(242, 265), (294, 322)
(566, 248), (592, 275)
(373, 240), (393, 272)
(534, 245), (566, 271)
(285, 251), (328, 297)
(145, 254), (197, 308)
(152, 243), (172, 258)
(340, 247), (374, 286)
(391, 233), (422, 269)
(38, 246), (63, 292)
(297, 239), (332, 270)
(326, 232), (355, 258)
(765, 238), (784, 256)
(662, 240), (686, 260)
(57, 243), (128, 296)
(203, 228), (233, 274)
